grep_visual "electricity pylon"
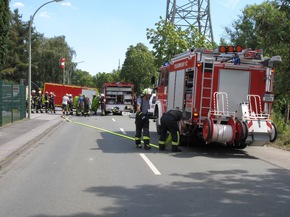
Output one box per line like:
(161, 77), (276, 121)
(166, 0), (214, 44)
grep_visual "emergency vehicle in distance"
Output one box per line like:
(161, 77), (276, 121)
(43, 82), (98, 107)
(103, 82), (134, 115)
(152, 45), (282, 149)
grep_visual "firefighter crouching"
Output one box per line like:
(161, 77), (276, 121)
(135, 88), (152, 150)
(158, 108), (186, 152)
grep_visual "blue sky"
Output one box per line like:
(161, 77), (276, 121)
(10, 0), (264, 75)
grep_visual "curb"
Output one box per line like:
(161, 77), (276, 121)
(0, 118), (65, 170)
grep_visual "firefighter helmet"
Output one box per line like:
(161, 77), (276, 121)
(142, 88), (152, 95)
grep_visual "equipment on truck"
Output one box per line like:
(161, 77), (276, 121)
(103, 82), (134, 115)
(152, 46), (282, 149)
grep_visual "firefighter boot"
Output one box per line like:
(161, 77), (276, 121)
(171, 145), (181, 152)
(136, 143), (142, 149)
(159, 144), (165, 151)
(144, 143), (151, 150)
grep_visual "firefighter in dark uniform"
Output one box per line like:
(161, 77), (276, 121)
(135, 88), (152, 150)
(83, 95), (91, 117)
(158, 108), (186, 152)
(31, 90), (37, 113)
(99, 94), (105, 116)
(43, 91), (49, 113)
(49, 92), (56, 113)
(36, 90), (43, 113)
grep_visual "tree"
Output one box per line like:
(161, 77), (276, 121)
(146, 17), (214, 68)
(1, 9), (28, 82)
(0, 0), (10, 70)
(120, 43), (156, 95)
(35, 36), (76, 87)
(212, 0), (290, 144)
(224, 0), (290, 124)
(93, 72), (113, 90)
(72, 69), (93, 87)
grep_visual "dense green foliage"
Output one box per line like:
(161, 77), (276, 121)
(120, 43), (157, 95)
(0, 0), (10, 69)
(224, 0), (290, 146)
(146, 17), (214, 68)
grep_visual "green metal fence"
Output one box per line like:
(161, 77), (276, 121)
(0, 81), (27, 127)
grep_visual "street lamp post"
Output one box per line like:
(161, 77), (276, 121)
(28, 0), (63, 119)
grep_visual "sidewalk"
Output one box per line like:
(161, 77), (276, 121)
(0, 111), (65, 169)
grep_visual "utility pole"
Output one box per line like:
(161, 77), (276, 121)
(166, 0), (214, 44)
(28, 0), (63, 119)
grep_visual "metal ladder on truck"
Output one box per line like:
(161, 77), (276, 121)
(199, 57), (214, 126)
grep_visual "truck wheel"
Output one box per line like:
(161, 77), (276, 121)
(269, 122), (277, 142)
(202, 117), (213, 143)
(235, 120), (246, 144)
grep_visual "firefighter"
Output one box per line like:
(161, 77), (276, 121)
(43, 91), (49, 113)
(91, 95), (98, 115)
(77, 94), (84, 116)
(31, 90), (37, 113)
(158, 108), (186, 152)
(67, 94), (74, 115)
(36, 90), (43, 113)
(83, 95), (91, 117)
(99, 93), (105, 116)
(134, 88), (152, 150)
(73, 94), (79, 115)
(49, 92), (56, 113)
(62, 93), (70, 116)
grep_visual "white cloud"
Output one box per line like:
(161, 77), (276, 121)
(12, 2), (24, 8)
(218, 0), (241, 9)
(39, 11), (50, 18)
(61, 2), (72, 7)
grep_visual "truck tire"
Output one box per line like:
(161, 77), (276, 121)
(270, 122), (277, 142)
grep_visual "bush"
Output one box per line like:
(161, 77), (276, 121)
(271, 111), (290, 150)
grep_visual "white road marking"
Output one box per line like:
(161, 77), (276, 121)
(139, 153), (161, 175)
(120, 128), (126, 134)
(112, 118), (116, 122)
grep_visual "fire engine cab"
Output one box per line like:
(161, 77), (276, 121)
(153, 46), (282, 148)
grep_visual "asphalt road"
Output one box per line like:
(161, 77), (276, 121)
(0, 114), (290, 217)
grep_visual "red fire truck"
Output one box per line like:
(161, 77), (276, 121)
(43, 82), (98, 106)
(103, 82), (134, 115)
(153, 46), (282, 148)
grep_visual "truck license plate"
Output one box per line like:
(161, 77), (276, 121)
(263, 93), (274, 102)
